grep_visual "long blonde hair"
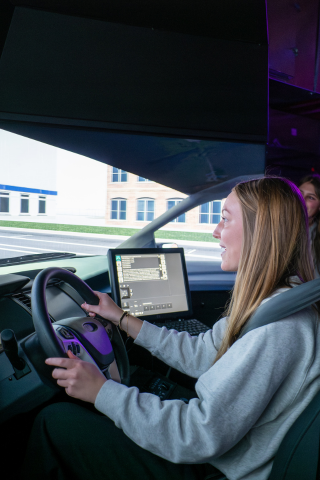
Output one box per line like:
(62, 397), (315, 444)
(214, 177), (315, 363)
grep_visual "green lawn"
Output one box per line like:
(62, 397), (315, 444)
(0, 220), (219, 243)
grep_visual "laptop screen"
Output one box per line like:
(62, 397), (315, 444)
(107, 248), (192, 322)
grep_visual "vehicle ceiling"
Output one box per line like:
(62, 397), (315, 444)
(2, 1), (320, 192)
(0, 0), (267, 194)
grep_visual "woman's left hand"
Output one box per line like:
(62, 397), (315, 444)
(45, 350), (107, 403)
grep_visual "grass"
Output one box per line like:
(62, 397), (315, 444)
(0, 220), (219, 243)
(155, 230), (217, 242)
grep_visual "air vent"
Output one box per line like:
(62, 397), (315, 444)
(12, 292), (32, 311)
(12, 291), (55, 323)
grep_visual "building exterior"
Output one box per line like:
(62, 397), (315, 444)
(106, 166), (222, 232)
(55, 148), (107, 220)
(0, 129), (222, 232)
(0, 130), (107, 224)
(0, 130), (58, 217)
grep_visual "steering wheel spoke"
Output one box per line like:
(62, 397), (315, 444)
(108, 359), (121, 383)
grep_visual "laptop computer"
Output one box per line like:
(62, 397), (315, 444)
(107, 248), (209, 335)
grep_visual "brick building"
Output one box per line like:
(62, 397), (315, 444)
(106, 166), (222, 232)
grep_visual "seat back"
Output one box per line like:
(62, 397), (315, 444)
(238, 278), (320, 479)
(268, 389), (320, 480)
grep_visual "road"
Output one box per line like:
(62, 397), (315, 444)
(0, 229), (223, 262)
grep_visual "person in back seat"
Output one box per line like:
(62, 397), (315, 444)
(21, 177), (320, 480)
(299, 173), (320, 277)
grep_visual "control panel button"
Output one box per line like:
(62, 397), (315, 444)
(66, 341), (80, 356)
(58, 327), (74, 339)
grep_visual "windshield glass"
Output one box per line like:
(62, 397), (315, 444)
(0, 129), (223, 271)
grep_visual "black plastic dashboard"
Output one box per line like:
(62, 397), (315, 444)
(0, 278), (89, 352)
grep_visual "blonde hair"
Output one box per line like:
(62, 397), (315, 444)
(214, 177), (315, 364)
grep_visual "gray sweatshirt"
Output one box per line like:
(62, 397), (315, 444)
(95, 289), (320, 480)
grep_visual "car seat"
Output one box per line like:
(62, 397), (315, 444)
(240, 277), (320, 480)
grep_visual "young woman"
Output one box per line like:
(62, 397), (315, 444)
(299, 174), (320, 277)
(22, 177), (320, 480)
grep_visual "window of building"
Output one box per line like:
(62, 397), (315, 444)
(39, 196), (46, 214)
(167, 198), (186, 223)
(199, 201), (221, 224)
(138, 177), (151, 182)
(137, 198), (155, 221)
(20, 194), (29, 214)
(111, 198), (127, 220)
(0, 192), (9, 213)
(112, 167), (127, 182)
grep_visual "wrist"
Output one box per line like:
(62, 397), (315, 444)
(118, 311), (130, 336)
(93, 378), (107, 404)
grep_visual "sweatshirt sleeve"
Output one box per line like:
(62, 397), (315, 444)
(133, 318), (227, 378)
(95, 319), (304, 464)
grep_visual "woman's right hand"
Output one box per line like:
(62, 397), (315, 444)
(81, 291), (124, 326)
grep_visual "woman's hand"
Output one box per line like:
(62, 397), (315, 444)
(82, 291), (123, 326)
(45, 350), (107, 403)
(83, 291), (144, 339)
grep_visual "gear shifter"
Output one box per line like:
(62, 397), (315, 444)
(1, 329), (26, 370)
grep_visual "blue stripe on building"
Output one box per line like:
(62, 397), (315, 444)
(0, 184), (57, 195)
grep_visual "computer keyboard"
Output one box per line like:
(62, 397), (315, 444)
(155, 318), (210, 336)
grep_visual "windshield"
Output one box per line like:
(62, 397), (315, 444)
(0, 129), (223, 272)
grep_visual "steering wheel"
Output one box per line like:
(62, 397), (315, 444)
(31, 267), (130, 386)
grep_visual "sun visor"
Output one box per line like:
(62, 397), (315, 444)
(0, 2), (268, 193)
(0, 122), (265, 194)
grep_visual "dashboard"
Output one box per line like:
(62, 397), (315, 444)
(0, 276), (89, 353)
(0, 254), (235, 350)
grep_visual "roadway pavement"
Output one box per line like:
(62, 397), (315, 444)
(0, 227), (223, 262)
